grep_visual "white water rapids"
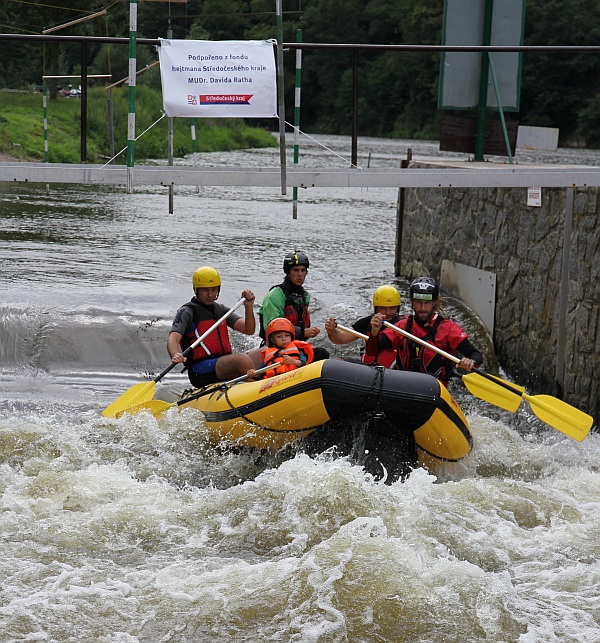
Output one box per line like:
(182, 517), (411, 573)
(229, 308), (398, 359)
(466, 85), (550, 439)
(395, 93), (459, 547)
(1, 137), (598, 642)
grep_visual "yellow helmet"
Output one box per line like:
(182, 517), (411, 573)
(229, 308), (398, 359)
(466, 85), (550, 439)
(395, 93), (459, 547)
(192, 266), (221, 290)
(373, 285), (400, 308)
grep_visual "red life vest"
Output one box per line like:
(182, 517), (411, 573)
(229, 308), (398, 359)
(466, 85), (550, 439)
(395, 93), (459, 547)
(390, 314), (466, 384)
(279, 278), (311, 331)
(260, 340), (314, 376)
(362, 347), (397, 368)
(181, 301), (233, 363)
(361, 313), (401, 368)
(283, 299), (310, 330)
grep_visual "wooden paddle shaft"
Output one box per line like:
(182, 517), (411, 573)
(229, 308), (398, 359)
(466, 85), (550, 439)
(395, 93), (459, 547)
(226, 363), (278, 385)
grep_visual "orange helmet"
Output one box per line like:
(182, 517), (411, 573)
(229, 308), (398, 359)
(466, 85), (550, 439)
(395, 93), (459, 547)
(266, 317), (295, 345)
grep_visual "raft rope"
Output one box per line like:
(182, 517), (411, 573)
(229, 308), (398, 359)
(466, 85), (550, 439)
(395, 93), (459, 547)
(187, 363), (389, 429)
(360, 365), (387, 420)
(223, 384), (262, 427)
(178, 382), (257, 427)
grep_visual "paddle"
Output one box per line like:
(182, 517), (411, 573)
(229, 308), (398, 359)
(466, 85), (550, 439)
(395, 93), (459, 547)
(382, 320), (593, 442)
(381, 320), (525, 412)
(102, 297), (247, 418)
(122, 363), (280, 418)
(338, 322), (522, 412)
(336, 324), (369, 341)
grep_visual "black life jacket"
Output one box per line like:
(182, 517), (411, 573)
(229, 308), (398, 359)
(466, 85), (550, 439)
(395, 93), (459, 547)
(259, 279), (311, 341)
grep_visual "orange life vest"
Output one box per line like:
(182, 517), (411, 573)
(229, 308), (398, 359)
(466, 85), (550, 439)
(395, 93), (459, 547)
(260, 340), (314, 376)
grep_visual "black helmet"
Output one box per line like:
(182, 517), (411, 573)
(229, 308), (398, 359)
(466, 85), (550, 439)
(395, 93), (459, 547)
(283, 251), (310, 273)
(409, 277), (439, 301)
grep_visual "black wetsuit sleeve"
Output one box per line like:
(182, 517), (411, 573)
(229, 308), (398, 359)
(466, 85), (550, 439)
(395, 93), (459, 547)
(457, 338), (483, 366)
(352, 316), (371, 335)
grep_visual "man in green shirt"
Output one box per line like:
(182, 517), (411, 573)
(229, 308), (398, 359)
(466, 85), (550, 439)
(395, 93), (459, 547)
(259, 251), (329, 360)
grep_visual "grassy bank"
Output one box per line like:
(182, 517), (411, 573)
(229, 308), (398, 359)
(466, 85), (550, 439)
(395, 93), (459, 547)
(0, 88), (277, 163)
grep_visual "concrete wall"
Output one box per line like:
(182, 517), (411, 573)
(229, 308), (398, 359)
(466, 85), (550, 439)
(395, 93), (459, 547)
(399, 171), (598, 424)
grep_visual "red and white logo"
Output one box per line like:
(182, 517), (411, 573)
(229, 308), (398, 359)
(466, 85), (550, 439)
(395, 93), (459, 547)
(200, 94), (253, 105)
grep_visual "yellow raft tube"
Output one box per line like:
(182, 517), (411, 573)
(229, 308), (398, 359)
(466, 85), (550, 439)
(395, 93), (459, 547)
(178, 359), (472, 474)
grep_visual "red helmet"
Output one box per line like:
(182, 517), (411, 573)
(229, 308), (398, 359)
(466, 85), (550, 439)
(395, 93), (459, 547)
(266, 317), (295, 345)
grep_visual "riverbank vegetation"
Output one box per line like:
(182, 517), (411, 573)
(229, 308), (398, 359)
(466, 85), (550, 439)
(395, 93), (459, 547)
(0, 88), (276, 163)
(1, 0), (600, 149)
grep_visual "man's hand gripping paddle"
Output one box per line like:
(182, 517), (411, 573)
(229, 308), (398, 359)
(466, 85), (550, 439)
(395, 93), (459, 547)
(102, 297), (247, 418)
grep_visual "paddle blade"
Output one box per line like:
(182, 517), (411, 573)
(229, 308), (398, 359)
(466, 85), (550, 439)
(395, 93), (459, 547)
(525, 394), (594, 442)
(461, 372), (524, 413)
(102, 381), (156, 418)
(117, 399), (173, 418)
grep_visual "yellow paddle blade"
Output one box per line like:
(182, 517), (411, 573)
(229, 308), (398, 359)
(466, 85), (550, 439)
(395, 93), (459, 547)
(480, 372), (526, 394)
(117, 399), (174, 418)
(461, 372), (524, 413)
(524, 394), (594, 442)
(101, 381), (156, 418)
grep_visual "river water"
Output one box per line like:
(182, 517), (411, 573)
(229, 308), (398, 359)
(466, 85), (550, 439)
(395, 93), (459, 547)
(1, 137), (599, 642)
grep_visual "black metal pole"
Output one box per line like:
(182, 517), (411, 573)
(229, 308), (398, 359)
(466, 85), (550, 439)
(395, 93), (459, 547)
(474, 0), (494, 161)
(394, 148), (412, 277)
(351, 49), (358, 168)
(80, 41), (88, 162)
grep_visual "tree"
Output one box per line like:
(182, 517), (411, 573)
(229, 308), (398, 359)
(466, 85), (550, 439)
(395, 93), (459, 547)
(520, 0), (600, 145)
(2, 0), (600, 146)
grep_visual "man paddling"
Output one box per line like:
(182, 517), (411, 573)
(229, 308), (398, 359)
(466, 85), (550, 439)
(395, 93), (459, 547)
(168, 266), (260, 387)
(366, 277), (483, 385)
(325, 284), (402, 367)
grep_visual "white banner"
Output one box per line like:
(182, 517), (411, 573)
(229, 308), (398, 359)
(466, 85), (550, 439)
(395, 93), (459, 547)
(158, 39), (278, 118)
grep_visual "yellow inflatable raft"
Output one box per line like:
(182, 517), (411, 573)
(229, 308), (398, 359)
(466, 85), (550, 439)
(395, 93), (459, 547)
(177, 359), (472, 478)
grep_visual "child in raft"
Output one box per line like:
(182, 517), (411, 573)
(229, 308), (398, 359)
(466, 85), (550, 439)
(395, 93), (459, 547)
(247, 317), (314, 379)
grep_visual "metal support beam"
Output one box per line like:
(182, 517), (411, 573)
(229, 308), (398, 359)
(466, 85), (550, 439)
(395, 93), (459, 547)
(3, 162), (600, 189)
(394, 149), (413, 276)
(80, 41), (88, 163)
(474, 0), (494, 161)
(351, 50), (359, 168)
(555, 187), (574, 399)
